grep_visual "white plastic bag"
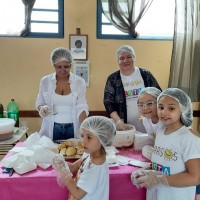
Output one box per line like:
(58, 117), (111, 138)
(106, 146), (118, 164)
(1, 133), (57, 174)
(1, 149), (37, 174)
(24, 132), (41, 146)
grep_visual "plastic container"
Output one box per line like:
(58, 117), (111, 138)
(113, 124), (136, 147)
(0, 118), (15, 141)
(7, 99), (19, 127)
(0, 103), (3, 118)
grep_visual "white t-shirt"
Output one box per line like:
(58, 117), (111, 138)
(143, 118), (164, 140)
(120, 67), (146, 132)
(76, 153), (109, 200)
(149, 126), (200, 200)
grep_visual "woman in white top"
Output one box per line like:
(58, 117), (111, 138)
(36, 47), (89, 140)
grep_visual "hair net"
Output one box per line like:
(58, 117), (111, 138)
(138, 87), (162, 98)
(157, 88), (193, 127)
(50, 47), (73, 65)
(116, 45), (136, 60)
(80, 116), (116, 147)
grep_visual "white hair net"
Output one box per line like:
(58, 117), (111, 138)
(157, 88), (193, 127)
(50, 47), (73, 65)
(116, 45), (136, 60)
(80, 116), (116, 147)
(138, 87), (162, 98)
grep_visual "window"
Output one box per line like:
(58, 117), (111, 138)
(97, 0), (175, 40)
(0, 0), (64, 38)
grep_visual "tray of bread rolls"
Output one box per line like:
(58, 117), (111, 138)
(57, 139), (84, 159)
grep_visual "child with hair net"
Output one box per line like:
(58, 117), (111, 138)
(137, 87), (163, 141)
(137, 87), (164, 160)
(131, 88), (200, 200)
(52, 116), (116, 200)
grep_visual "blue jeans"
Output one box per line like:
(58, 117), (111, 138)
(196, 185), (200, 194)
(53, 122), (74, 141)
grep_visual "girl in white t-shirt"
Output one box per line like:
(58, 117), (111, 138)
(137, 87), (163, 141)
(131, 88), (200, 200)
(137, 87), (163, 160)
(52, 116), (116, 200)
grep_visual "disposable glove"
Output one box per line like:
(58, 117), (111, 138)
(39, 105), (51, 118)
(131, 169), (146, 188)
(142, 145), (154, 160)
(131, 169), (168, 188)
(116, 119), (126, 131)
(52, 155), (72, 187)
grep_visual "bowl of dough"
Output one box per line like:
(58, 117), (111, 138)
(113, 124), (136, 148)
(0, 118), (16, 141)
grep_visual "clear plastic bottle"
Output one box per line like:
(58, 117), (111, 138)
(0, 103), (4, 118)
(7, 99), (19, 127)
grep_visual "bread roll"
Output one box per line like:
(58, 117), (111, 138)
(63, 140), (74, 147)
(60, 148), (67, 156)
(77, 141), (83, 147)
(76, 148), (84, 155)
(58, 143), (67, 151)
(66, 147), (77, 156)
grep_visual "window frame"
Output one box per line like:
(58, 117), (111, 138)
(96, 0), (173, 41)
(0, 0), (64, 38)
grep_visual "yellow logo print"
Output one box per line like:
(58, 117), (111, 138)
(164, 149), (173, 160)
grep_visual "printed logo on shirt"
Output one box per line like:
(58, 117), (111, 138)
(154, 145), (178, 162)
(125, 88), (142, 99)
(122, 79), (143, 87)
(150, 162), (171, 176)
(152, 132), (156, 141)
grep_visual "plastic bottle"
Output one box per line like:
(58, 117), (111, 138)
(7, 99), (19, 127)
(0, 103), (4, 118)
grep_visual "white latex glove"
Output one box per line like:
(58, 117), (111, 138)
(39, 105), (51, 118)
(52, 155), (72, 187)
(116, 120), (126, 131)
(131, 169), (168, 188)
(131, 169), (146, 188)
(142, 145), (154, 160)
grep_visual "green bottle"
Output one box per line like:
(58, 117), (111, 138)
(0, 103), (3, 118)
(7, 99), (19, 127)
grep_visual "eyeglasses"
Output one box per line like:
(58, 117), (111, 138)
(137, 100), (157, 109)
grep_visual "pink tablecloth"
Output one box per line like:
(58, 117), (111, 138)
(0, 143), (147, 200)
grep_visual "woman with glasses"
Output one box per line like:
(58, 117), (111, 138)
(104, 45), (161, 132)
(36, 47), (89, 141)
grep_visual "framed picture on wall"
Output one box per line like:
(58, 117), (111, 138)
(73, 61), (90, 87)
(69, 34), (88, 60)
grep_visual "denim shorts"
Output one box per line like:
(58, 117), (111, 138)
(196, 185), (200, 194)
(53, 122), (74, 141)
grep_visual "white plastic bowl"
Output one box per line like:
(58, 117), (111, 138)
(0, 118), (16, 141)
(113, 124), (135, 147)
